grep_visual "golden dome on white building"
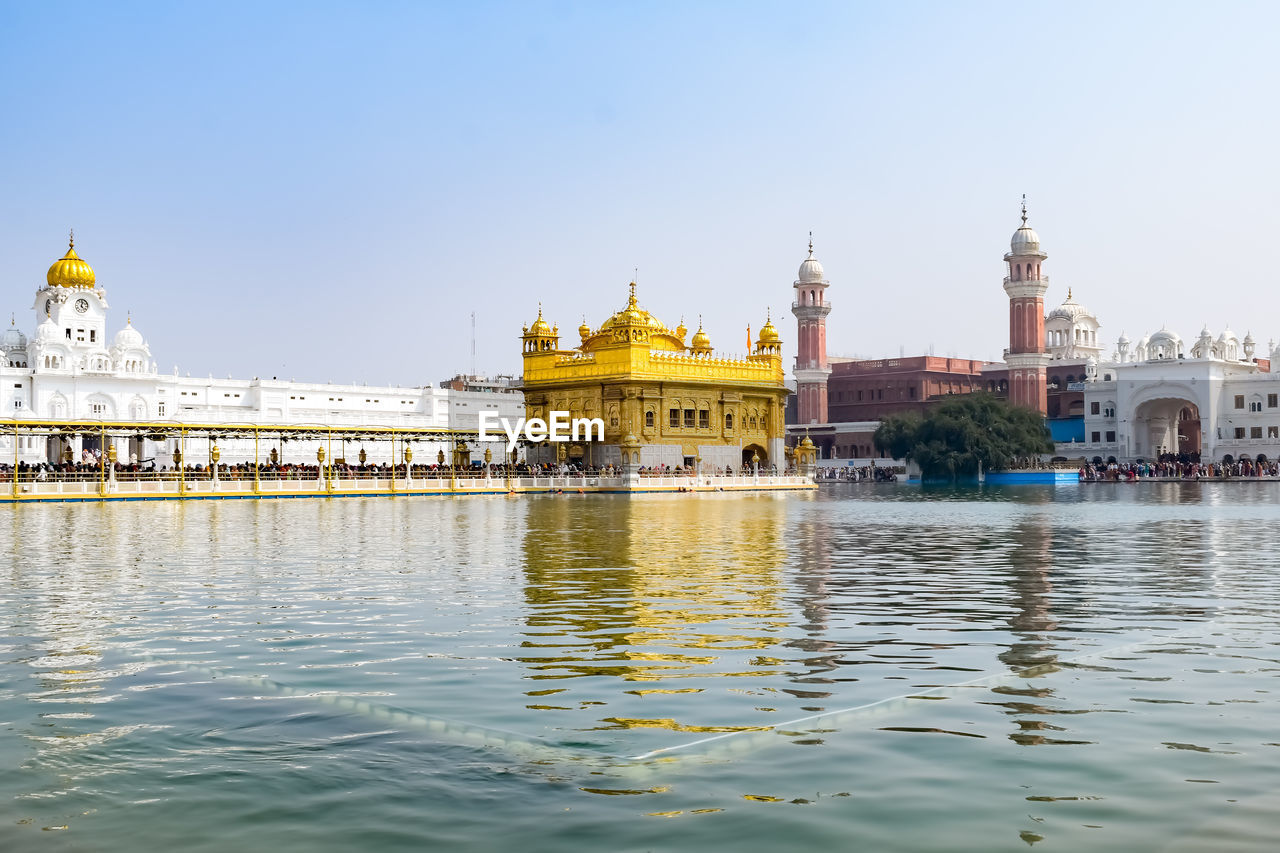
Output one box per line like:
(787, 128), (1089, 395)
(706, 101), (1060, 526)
(46, 233), (96, 289)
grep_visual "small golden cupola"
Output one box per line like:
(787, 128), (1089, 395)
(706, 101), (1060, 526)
(689, 316), (712, 355)
(47, 231), (96, 289)
(528, 306), (552, 336)
(522, 305), (559, 353)
(756, 310), (781, 354)
(675, 317), (688, 340)
(578, 316), (591, 343)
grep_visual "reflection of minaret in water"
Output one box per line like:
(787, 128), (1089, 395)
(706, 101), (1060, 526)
(998, 515), (1058, 672)
(785, 510), (833, 638)
(781, 507), (840, 702)
(995, 513), (1074, 747)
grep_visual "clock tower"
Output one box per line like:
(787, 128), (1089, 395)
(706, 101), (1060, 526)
(32, 233), (110, 358)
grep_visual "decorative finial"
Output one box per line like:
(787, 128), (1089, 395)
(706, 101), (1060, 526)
(1067, 287), (1072, 301)
(127, 311), (132, 326)
(629, 280), (637, 304)
(8, 313), (13, 327)
(808, 231), (814, 257)
(1020, 194), (1027, 225)
(69, 228), (75, 249)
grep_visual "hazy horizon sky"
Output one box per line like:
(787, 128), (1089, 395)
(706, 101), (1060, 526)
(3, 1), (1278, 386)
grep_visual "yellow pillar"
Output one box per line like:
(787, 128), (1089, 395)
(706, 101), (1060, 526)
(179, 429), (186, 496)
(99, 424), (106, 497)
(11, 422), (18, 498)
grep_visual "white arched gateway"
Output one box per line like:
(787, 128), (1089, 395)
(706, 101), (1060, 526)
(1078, 327), (1280, 462)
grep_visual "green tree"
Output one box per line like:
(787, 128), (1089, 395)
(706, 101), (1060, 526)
(873, 393), (1054, 479)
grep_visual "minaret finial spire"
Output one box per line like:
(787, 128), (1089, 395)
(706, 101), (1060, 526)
(808, 231), (814, 257)
(69, 228), (75, 249)
(1020, 194), (1028, 225)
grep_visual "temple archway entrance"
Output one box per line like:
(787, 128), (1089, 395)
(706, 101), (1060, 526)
(1177, 405), (1201, 457)
(1134, 397), (1201, 459)
(742, 444), (767, 468)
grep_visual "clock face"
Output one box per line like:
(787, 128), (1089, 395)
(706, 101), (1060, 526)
(75, 298), (89, 314)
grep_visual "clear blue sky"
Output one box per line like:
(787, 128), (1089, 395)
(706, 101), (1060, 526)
(3, 1), (1278, 385)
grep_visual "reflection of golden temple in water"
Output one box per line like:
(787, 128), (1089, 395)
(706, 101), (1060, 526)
(518, 495), (789, 692)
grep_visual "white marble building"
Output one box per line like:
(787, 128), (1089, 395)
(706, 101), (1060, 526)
(1074, 326), (1280, 462)
(0, 237), (522, 466)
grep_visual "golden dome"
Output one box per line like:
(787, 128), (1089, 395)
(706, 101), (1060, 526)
(577, 282), (687, 354)
(675, 317), (688, 339)
(528, 305), (553, 336)
(598, 283), (671, 335)
(578, 317), (591, 340)
(690, 316), (712, 352)
(47, 233), (95, 289)
(758, 314), (780, 344)
(800, 434), (815, 448)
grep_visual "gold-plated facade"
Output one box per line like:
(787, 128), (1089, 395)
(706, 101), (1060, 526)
(520, 284), (788, 468)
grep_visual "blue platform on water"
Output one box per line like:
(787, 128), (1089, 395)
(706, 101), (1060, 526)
(905, 469), (1079, 485)
(983, 469), (1078, 485)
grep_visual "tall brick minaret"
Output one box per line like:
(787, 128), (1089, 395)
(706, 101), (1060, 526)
(1003, 199), (1050, 414)
(792, 236), (832, 425)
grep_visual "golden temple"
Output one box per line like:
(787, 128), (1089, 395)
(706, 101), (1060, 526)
(520, 283), (788, 471)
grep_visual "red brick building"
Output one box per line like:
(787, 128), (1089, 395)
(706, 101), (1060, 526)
(784, 356), (990, 459)
(828, 356), (991, 421)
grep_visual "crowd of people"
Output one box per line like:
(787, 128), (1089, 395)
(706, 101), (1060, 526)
(0, 459), (803, 483)
(9, 451), (1280, 485)
(1080, 454), (1280, 481)
(817, 465), (901, 482)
